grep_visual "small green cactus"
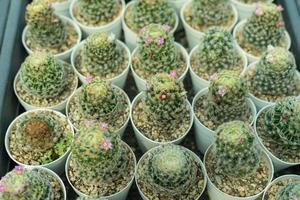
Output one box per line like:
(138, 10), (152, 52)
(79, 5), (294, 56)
(264, 97), (300, 147)
(251, 47), (296, 96)
(128, 0), (176, 32)
(0, 166), (54, 199)
(137, 24), (180, 75)
(211, 121), (260, 177)
(242, 2), (286, 51)
(20, 52), (68, 98)
(204, 70), (250, 126)
(26, 0), (67, 49)
(81, 32), (125, 77)
(277, 182), (300, 200)
(144, 145), (198, 194)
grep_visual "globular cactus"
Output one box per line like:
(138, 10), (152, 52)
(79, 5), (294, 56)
(77, 0), (119, 23)
(191, 0), (232, 27)
(204, 70), (250, 126)
(0, 166), (54, 199)
(264, 97), (300, 147)
(195, 27), (240, 75)
(144, 145), (198, 195)
(251, 47), (296, 96)
(79, 78), (120, 122)
(26, 0), (67, 48)
(242, 2), (285, 51)
(20, 52), (67, 98)
(211, 121), (260, 177)
(137, 24), (179, 75)
(144, 73), (187, 128)
(129, 0), (176, 32)
(277, 182), (300, 200)
(81, 32), (125, 76)
(71, 126), (124, 183)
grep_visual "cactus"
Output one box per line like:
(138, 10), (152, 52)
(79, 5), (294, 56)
(264, 97), (300, 147)
(77, 0), (119, 23)
(143, 145), (198, 195)
(211, 121), (260, 177)
(251, 47), (297, 96)
(20, 52), (68, 98)
(137, 24), (180, 75)
(277, 182), (300, 200)
(195, 27), (240, 75)
(0, 166), (54, 199)
(242, 2), (285, 51)
(128, 0), (176, 32)
(81, 32), (125, 77)
(26, 0), (67, 49)
(71, 126), (125, 183)
(204, 70), (250, 126)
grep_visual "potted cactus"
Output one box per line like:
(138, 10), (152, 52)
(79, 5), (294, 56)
(192, 70), (256, 154)
(22, 0), (81, 61)
(181, 0), (238, 48)
(233, 2), (291, 63)
(5, 109), (74, 173)
(263, 174), (300, 200)
(243, 47), (300, 110)
(189, 27), (247, 92)
(0, 166), (66, 199)
(14, 52), (78, 112)
(69, 0), (125, 37)
(71, 32), (131, 88)
(122, 0), (178, 50)
(204, 121), (274, 199)
(131, 73), (193, 151)
(131, 24), (189, 92)
(254, 97), (300, 172)
(66, 77), (130, 136)
(136, 144), (207, 199)
(65, 126), (136, 199)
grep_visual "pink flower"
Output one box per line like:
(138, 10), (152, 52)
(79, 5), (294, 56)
(276, 21), (285, 27)
(0, 183), (5, 192)
(209, 73), (218, 81)
(156, 37), (164, 45)
(160, 91), (168, 100)
(52, 18), (60, 24)
(100, 122), (108, 130)
(255, 7), (264, 16)
(281, 113), (289, 120)
(144, 36), (152, 44)
(84, 120), (94, 127)
(170, 70), (177, 78)
(217, 86), (227, 97)
(100, 138), (112, 150)
(266, 54), (273, 62)
(162, 24), (170, 32)
(85, 75), (94, 83)
(277, 5), (284, 12)
(139, 27), (146, 34)
(291, 195), (299, 200)
(15, 166), (24, 174)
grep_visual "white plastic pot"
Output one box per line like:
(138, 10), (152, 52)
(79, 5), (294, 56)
(65, 142), (136, 200)
(231, 0), (274, 20)
(254, 105), (300, 172)
(181, 0), (238, 49)
(204, 145), (274, 200)
(189, 44), (248, 93)
(122, 1), (179, 51)
(130, 92), (193, 152)
(66, 85), (130, 138)
(53, 0), (71, 17)
(192, 88), (257, 154)
(168, 0), (186, 30)
(13, 61), (78, 113)
(22, 15), (82, 62)
(5, 109), (74, 174)
(136, 145), (207, 200)
(71, 39), (131, 89)
(233, 20), (291, 64)
(262, 174), (300, 200)
(131, 42), (189, 92)
(69, 0), (125, 38)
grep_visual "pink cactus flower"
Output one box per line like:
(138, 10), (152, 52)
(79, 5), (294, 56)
(291, 195), (299, 200)
(100, 122), (108, 130)
(217, 86), (227, 97)
(156, 36), (164, 45)
(277, 5), (284, 12)
(209, 73), (218, 81)
(281, 113), (289, 120)
(139, 27), (146, 34)
(162, 24), (170, 32)
(0, 183), (5, 192)
(15, 166), (24, 174)
(52, 18), (60, 24)
(84, 120), (94, 127)
(276, 21), (285, 27)
(85, 75), (94, 83)
(144, 36), (152, 44)
(160, 91), (168, 100)
(255, 7), (264, 16)
(170, 70), (177, 78)
(100, 138), (112, 150)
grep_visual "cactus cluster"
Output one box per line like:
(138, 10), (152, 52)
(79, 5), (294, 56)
(204, 70), (250, 127)
(26, 0), (67, 49)
(251, 47), (297, 96)
(211, 121), (260, 177)
(20, 52), (68, 98)
(80, 32), (125, 77)
(277, 182), (300, 200)
(143, 145), (198, 195)
(0, 166), (54, 199)
(242, 2), (286, 51)
(127, 0), (176, 32)
(136, 24), (180, 75)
